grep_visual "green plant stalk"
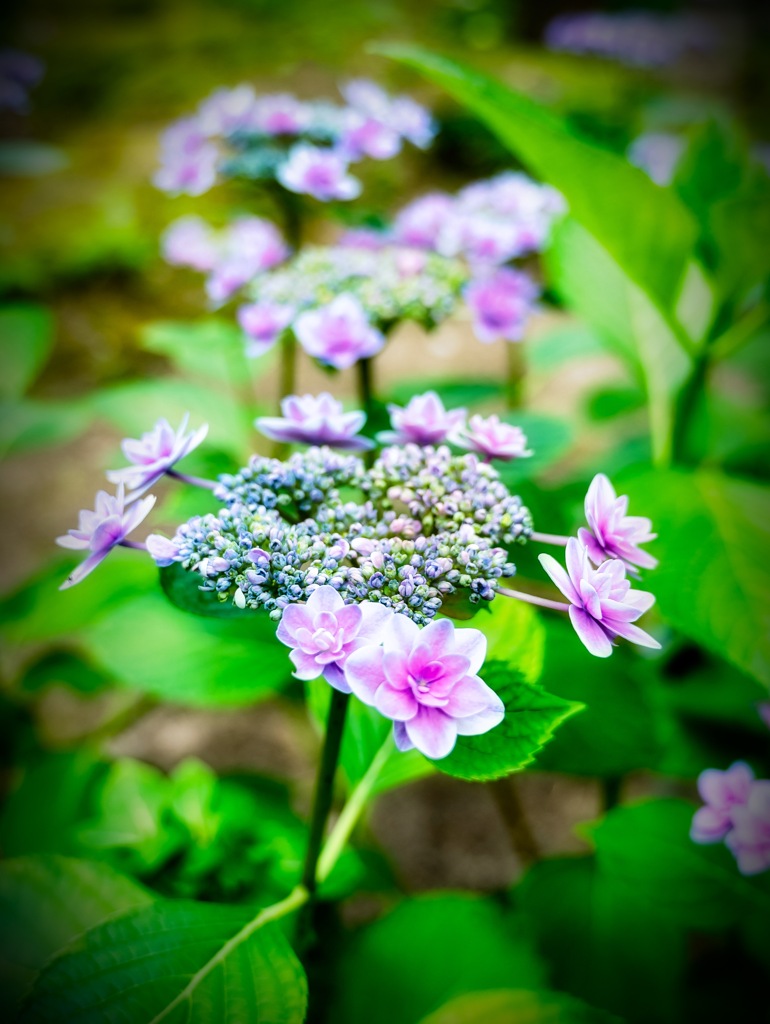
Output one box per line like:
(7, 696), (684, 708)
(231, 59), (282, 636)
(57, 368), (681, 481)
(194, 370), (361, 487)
(670, 352), (709, 466)
(272, 186), (304, 415)
(505, 342), (525, 410)
(357, 356), (375, 423)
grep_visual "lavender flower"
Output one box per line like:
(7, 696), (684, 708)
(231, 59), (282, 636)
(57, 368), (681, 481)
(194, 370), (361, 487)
(255, 393), (373, 451)
(342, 79), (436, 149)
(725, 781), (770, 876)
(379, 391), (466, 446)
(154, 118), (219, 197)
(276, 584), (393, 691)
(578, 473), (657, 573)
(204, 217), (289, 305)
(340, 110), (402, 162)
(197, 84), (259, 136)
(758, 703), (770, 730)
(56, 485), (155, 590)
(453, 415), (531, 463)
(238, 302), (295, 356)
(627, 132), (686, 186)
(161, 216), (219, 272)
(465, 268), (539, 344)
(393, 193), (455, 250)
(345, 615), (504, 759)
(252, 93), (310, 135)
(107, 415), (208, 498)
(146, 533), (181, 567)
(539, 538), (660, 658)
(278, 144), (361, 202)
(294, 293), (384, 369)
(690, 762), (755, 843)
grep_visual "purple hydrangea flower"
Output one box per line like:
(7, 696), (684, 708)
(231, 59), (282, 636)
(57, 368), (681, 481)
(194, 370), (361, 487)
(342, 79), (436, 149)
(107, 414), (208, 498)
(294, 293), (385, 369)
(758, 703), (770, 730)
(154, 118), (219, 197)
(146, 533), (182, 567)
(278, 144), (361, 202)
(276, 584), (394, 691)
(197, 85), (259, 136)
(337, 227), (392, 250)
(340, 110), (402, 161)
(578, 474), (657, 574)
(161, 216), (220, 272)
(452, 414), (531, 463)
(255, 392), (373, 451)
(205, 217), (289, 305)
(56, 485), (155, 590)
(393, 192), (455, 250)
(690, 762), (755, 843)
(539, 538), (660, 658)
(379, 391), (466, 446)
(252, 93), (310, 135)
(345, 615), (504, 759)
(238, 302), (295, 357)
(725, 781), (770, 876)
(465, 268), (539, 344)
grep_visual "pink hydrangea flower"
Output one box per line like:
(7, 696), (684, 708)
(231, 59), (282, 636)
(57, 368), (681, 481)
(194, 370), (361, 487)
(107, 414), (208, 498)
(161, 216), (219, 272)
(277, 144), (361, 202)
(452, 414), (531, 462)
(294, 293), (385, 369)
(340, 111), (402, 161)
(276, 584), (394, 691)
(205, 217), (289, 305)
(345, 615), (504, 759)
(690, 762), (755, 843)
(56, 485), (155, 590)
(539, 538), (660, 658)
(146, 533), (181, 567)
(337, 227), (391, 250)
(252, 93), (309, 135)
(725, 781), (770, 876)
(154, 118), (219, 197)
(342, 79), (436, 149)
(255, 392), (373, 451)
(578, 473), (658, 573)
(197, 85), (259, 136)
(238, 302), (295, 357)
(758, 703), (770, 730)
(379, 391), (466, 446)
(465, 268), (539, 344)
(393, 192), (455, 249)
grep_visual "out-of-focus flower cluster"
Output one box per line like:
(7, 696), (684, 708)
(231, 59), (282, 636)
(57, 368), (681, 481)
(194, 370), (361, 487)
(154, 78), (435, 201)
(691, 762), (770, 876)
(153, 443), (531, 626)
(0, 49), (44, 113)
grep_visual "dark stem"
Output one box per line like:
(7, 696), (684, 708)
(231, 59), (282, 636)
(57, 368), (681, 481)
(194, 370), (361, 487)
(273, 333), (298, 457)
(300, 688), (350, 897)
(505, 342), (525, 410)
(489, 776), (540, 866)
(602, 774), (623, 812)
(357, 357), (375, 423)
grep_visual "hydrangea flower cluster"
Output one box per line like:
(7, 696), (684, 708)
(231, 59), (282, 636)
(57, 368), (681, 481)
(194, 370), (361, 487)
(152, 442), (531, 626)
(691, 762), (770, 876)
(161, 215), (288, 306)
(238, 244), (468, 365)
(154, 79), (435, 201)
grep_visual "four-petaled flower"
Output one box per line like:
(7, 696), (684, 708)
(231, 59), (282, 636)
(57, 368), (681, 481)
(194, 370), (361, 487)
(276, 584), (394, 691)
(578, 473), (657, 573)
(453, 414), (531, 463)
(539, 538), (660, 658)
(464, 267), (538, 343)
(278, 144), (362, 202)
(255, 392), (373, 451)
(345, 615), (504, 759)
(56, 485), (155, 590)
(294, 293), (385, 369)
(690, 762), (755, 843)
(379, 391), (466, 446)
(238, 302), (295, 357)
(107, 414), (208, 499)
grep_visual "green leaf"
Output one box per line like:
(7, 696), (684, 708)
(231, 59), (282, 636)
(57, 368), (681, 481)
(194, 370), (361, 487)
(0, 304), (54, 399)
(377, 45), (698, 313)
(0, 397), (92, 458)
(0, 855), (152, 1011)
(433, 661), (583, 781)
(473, 594), (545, 685)
(140, 319), (258, 390)
(495, 412), (573, 484)
(19, 900), (307, 1024)
(621, 467), (770, 689)
(159, 562), (253, 619)
(387, 378), (503, 410)
(417, 989), (620, 1024)
(79, 592), (291, 706)
(527, 324), (612, 372)
(329, 894), (545, 1024)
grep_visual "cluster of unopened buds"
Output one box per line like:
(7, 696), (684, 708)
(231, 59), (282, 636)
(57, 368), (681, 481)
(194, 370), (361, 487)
(57, 392), (662, 760)
(154, 78), (435, 200)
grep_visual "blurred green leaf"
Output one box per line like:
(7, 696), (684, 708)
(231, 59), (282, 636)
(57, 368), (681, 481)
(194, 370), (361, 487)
(0, 855), (152, 1011)
(474, 595), (545, 684)
(159, 562), (253, 619)
(140, 318), (256, 390)
(622, 468), (770, 689)
(79, 592), (291, 706)
(17, 649), (114, 696)
(0, 142), (68, 177)
(528, 324), (610, 372)
(0, 304), (54, 400)
(387, 378), (503, 410)
(586, 384), (645, 422)
(19, 901), (307, 1024)
(496, 412), (573, 484)
(417, 988), (620, 1024)
(169, 758), (220, 845)
(433, 661), (582, 781)
(329, 894), (545, 1024)
(0, 397), (92, 459)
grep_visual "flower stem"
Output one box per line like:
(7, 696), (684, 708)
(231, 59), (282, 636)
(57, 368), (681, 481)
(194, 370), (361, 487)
(118, 539), (147, 551)
(167, 470), (218, 490)
(489, 776), (540, 866)
(505, 342), (525, 410)
(497, 585), (569, 613)
(300, 688), (350, 897)
(357, 356), (375, 423)
(529, 531), (569, 546)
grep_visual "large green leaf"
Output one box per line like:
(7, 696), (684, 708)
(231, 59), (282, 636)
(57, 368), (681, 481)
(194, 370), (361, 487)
(0, 304), (54, 400)
(160, 562), (253, 619)
(0, 855), (152, 1011)
(473, 594), (545, 685)
(79, 592), (291, 706)
(495, 412), (573, 485)
(433, 661), (582, 781)
(417, 989), (620, 1024)
(140, 319), (260, 392)
(329, 894), (545, 1024)
(622, 467), (770, 689)
(0, 397), (92, 459)
(378, 45), (698, 314)
(19, 900), (307, 1024)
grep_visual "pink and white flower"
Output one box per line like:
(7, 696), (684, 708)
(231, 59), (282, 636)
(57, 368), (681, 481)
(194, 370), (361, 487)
(238, 302), (295, 357)
(278, 144), (361, 202)
(345, 615), (504, 759)
(725, 781), (770, 876)
(255, 392), (373, 451)
(465, 268), (539, 344)
(539, 537), (660, 658)
(161, 216), (219, 272)
(107, 414), (208, 498)
(379, 391), (466, 446)
(578, 473), (657, 573)
(276, 585), (394, 691)
(452, 414), (531, 462)
(690, 762), (755, 843)
(392, 192), (455, 250)
(294, 293), (384, 369)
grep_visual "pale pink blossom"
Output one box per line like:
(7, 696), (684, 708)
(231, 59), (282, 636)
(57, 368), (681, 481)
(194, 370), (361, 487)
(393, 192), (455, 250)
(107, 415), (208, 498)
(277, 144), (361, 202)
(294, 293), (384, 369)
(690, 762), (755, 843)
(379, 391), (466, 446)
(255, 392), (373, 450)
(725, 781), (770, 875)
(161, 216), (219, 272)
(452, 414), (531, 462)
(238, 302), (295, 357)
(578, 473), (657, 573)
(252, 93), (309, 135)
(465, 268), (538, 344)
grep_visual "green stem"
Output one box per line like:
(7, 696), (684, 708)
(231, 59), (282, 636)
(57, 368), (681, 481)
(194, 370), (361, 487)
(357, 356), (375, 423)
(670, 353), (709, 465)
(505, 342), (525, 410)
(489, 776), (540, 866)
(300, 688), (350, 896)
(709, 299), (770, 362)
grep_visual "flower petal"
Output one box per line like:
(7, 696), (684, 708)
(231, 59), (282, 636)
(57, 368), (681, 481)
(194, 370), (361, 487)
(393, 721), (415, 752)
(307, 585), (345, 615)
(447, 626), (487, 676)
(538, 553), (579, 605)
(345, 644), (386, 705)
(455, 702), (506, 736)
(568, 606), (613, 658)
(405, 706), (458, 759)
(357, 602), (394, 641)
(322, 662), (352, 694)
(276, 603), (314, 645)
(443, 674), (504, 719)
(374, 683), (418, 721)
(59, 549), (111, 590)
(289, 649), (323, 680)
